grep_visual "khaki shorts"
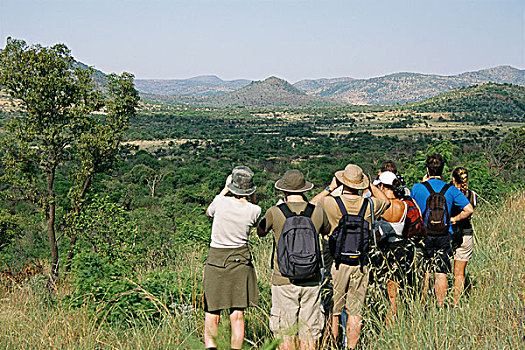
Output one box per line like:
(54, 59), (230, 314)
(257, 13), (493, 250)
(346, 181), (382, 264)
(454, 235), (474, 262)
(331, 264), (370, 316)
(270, 284), (324, 341)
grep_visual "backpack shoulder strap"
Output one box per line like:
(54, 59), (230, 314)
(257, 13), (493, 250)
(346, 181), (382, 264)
(422, 181), (435, 195)
(469, 190), (477, 207)
(367, 197), (377, 246)
(277, 203), (295, 219)
(439, 183), (452, 196)
(300, 203), (315, 218)
(358, 198), (369, 217)
(334, 196), (348, 216)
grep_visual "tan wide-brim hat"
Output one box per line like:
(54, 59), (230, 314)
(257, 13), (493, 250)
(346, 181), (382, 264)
(335, 164), (370, 190)
(274, 169), (314, 193)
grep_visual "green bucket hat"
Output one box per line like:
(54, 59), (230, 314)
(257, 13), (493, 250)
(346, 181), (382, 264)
(227, 166), (256, 196)
(274, 169), (314, 193)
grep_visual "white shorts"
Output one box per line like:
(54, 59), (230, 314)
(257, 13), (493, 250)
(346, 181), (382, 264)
(454, 235), (474, 262)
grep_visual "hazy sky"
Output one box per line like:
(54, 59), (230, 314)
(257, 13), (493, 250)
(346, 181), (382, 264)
(0, 0), (524, 82)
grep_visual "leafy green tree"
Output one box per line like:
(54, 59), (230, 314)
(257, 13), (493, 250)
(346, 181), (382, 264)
(0, 38), (138, 280)
(486, 126), (525, 178)
(65, 72), (139, 268)
(402, 141), (460, 187)
(0, 209), (20, 251)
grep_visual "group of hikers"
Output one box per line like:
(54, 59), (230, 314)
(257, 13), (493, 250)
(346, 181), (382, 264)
(202, 154), (477, 349)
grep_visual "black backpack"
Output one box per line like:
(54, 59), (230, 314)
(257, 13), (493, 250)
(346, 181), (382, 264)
(276, 203), (321, 281)
(422, 182), (452, 236)
(329, 197), (373, 268)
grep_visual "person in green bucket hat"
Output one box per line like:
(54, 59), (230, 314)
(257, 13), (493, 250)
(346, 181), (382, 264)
(203, 166), (261, 350)
(258, 169), (331, 349)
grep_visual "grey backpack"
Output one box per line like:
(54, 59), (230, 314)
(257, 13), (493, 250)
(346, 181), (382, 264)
(276, 203), (321, 281)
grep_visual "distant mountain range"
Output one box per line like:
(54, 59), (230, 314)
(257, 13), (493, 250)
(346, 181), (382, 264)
(135, 75), (251, 96)
(296, 65), (525, 105)
(3, 78), (524, 117)
(135, 65), (525, 106)
(143, 76), (345, 108)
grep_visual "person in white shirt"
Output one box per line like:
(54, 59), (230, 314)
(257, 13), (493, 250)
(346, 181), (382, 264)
(203, 166), (261, 350)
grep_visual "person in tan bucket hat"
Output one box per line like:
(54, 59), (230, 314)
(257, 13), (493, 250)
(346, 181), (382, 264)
(311, 164), (390, 349)
(334, 164), (371, 190)
(258, 169), (331, 350)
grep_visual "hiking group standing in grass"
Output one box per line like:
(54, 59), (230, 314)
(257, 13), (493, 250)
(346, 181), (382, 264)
(203, 154), (476, 349)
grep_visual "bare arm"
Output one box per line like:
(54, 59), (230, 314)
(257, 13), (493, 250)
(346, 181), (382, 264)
(451, 203), (474, 224)
(257, 218), (269, 237)
(369, 183), (391, 207)
(218, 174), (232, 197)
(311, 177), (338, 203)
(207, 174), (232, 217)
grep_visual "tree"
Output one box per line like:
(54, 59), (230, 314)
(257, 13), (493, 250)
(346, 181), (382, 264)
(0, 38), (139, 281)
(485, 126), (525, 178)
(65, 72), (139, 269)
(0, 209), (20, 251)
(126, 164), (172, 198)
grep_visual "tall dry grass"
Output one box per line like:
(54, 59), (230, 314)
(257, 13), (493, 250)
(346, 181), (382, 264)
(361, 192), (525, 349)
(0, 193), (523, 349)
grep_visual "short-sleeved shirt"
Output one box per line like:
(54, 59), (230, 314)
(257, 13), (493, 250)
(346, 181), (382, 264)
(410, 179), (470, 234)
(317, 193), (390, 235)
(207, 195), (261, 248)
(258, 201), (331, 286)
(451, 188), (477, 230)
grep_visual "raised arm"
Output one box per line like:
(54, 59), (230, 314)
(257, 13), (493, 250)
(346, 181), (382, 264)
(369, 182), (391, 207)
(311, 177), (338, 203)
(218, 174), (233, 197)
(206, 174), (232, 217)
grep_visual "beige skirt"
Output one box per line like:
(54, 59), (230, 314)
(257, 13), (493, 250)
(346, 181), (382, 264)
(203, 245), (258, 312)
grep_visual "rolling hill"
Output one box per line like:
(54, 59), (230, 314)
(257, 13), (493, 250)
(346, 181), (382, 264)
(142, 76), (345, 108)
(135, 65), (525, 106)
(294, 66), (525, 105)
(134, 75), (251, 96)
(409, 83), (525, 117)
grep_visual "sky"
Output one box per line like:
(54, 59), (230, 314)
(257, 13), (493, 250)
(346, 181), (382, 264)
(0, 0), (524, 82)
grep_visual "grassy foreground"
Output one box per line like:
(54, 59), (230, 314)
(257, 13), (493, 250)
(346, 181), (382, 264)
(0, 193), (524, 349)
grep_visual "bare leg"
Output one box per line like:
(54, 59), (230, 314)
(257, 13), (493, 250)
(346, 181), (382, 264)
(299, 338), (315, 350)
(331, 315), (340, 340)
(204, 311), (220, 348)
(346, 315), (362, 349)
(230, 309), (245, 349)
(453, 260), (468, 307)
(435, 273), (448, 307)
(280, 337), (296, 350)
(423, 272), (431, 300)
(386, 280), (399, 325)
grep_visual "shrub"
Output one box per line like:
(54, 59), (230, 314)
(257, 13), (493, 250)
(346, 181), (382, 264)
(68, 196), (181, 323)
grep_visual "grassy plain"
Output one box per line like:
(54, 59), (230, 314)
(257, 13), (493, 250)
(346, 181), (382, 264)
(124, 106), (518, 154)
(0, 192), (523, 349)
